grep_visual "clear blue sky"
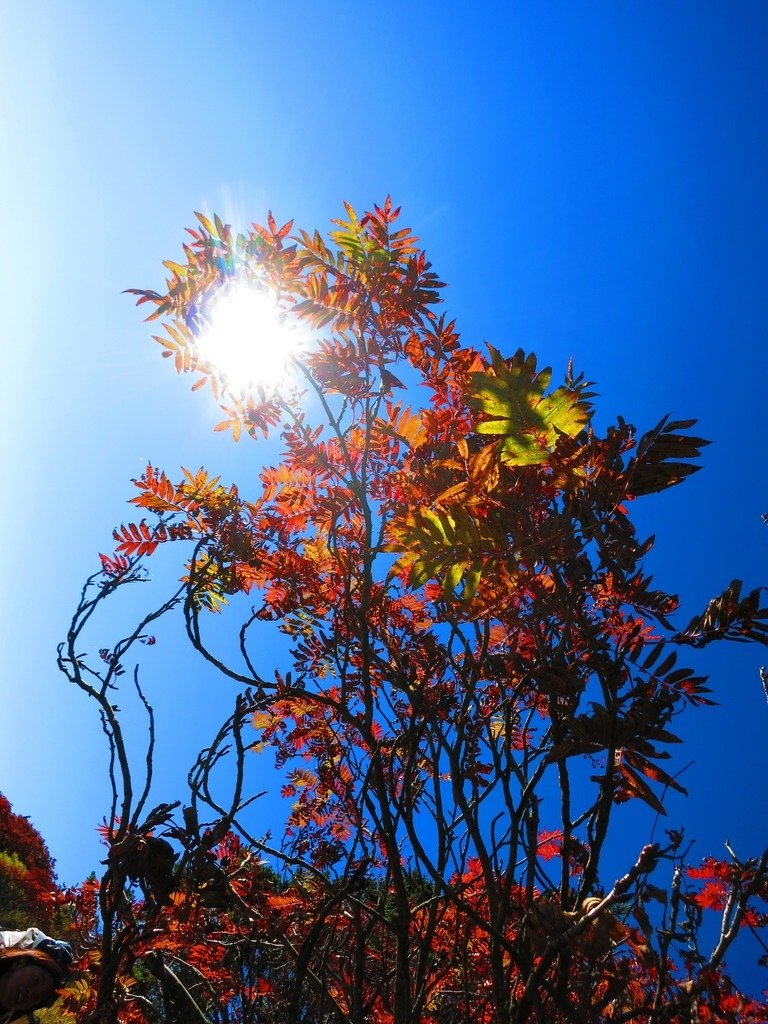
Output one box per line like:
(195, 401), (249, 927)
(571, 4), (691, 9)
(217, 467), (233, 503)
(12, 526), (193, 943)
(1, 0), (766, 988)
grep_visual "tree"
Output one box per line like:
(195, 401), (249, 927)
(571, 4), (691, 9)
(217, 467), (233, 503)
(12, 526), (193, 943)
(59, 199), (768, 1024)
(0, 792), (62, 932)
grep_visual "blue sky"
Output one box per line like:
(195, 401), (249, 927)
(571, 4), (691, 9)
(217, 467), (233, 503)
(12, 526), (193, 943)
(1, 0), (767, 989)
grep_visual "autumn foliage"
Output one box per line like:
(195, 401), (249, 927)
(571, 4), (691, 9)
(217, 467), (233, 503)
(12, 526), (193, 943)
(56, 199), (768, 1023)
(0, 793), (63, 931)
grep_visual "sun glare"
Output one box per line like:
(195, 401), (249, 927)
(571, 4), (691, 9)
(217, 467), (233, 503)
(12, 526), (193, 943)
(196, 284), (306, 392)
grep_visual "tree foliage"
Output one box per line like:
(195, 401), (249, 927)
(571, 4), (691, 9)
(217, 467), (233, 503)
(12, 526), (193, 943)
(0, 793), (63, 931)
(56, 199), (768, 1024)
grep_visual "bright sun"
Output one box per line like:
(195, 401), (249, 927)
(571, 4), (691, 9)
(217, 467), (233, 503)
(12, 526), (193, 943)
(196, 284), (306, 392)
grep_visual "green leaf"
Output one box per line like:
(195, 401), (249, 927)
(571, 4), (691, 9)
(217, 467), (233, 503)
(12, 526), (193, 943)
(442, 560), (466, 597)
(468, 349), (591, 466)
(463, 560), (483, 601)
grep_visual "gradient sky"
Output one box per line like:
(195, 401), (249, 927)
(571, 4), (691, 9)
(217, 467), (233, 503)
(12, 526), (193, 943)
(1, 0), (767, 992)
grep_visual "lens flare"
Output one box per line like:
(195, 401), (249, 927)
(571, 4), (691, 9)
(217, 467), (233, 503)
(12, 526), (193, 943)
(196, 284), (306, 392)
